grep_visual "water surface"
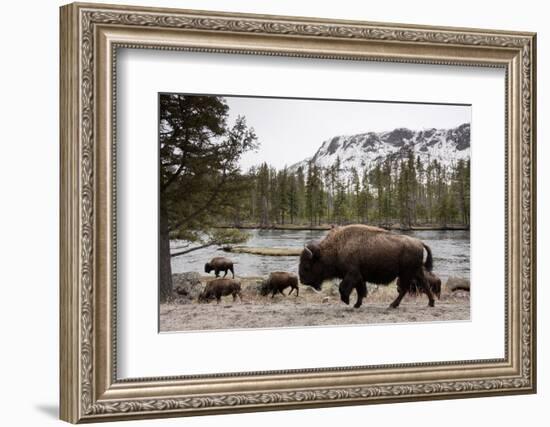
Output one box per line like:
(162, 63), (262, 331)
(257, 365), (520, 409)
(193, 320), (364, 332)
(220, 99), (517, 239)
(171, 228), (470, 282)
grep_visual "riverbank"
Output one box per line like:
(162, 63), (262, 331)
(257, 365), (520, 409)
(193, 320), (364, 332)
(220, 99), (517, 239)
(171, 227), (470, 282)
(215, 223), (470, 231)
(160, 275), (470, 332)
(221, 246), (302, 256)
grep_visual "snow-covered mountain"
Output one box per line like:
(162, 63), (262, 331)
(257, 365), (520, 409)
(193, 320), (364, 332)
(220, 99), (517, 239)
(290, 123), (470, 177)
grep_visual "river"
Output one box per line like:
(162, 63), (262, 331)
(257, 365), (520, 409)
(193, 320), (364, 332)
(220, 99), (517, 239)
(170, 228), (470, 282)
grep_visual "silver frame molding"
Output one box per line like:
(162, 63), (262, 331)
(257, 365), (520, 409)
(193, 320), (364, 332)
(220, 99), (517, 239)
(60, 2), (536, 423)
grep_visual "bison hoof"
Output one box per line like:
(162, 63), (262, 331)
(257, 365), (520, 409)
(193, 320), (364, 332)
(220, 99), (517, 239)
(340, 295), (350, 305)
(428, 300), (435, 307)
(353, 302), (362, 309)
(389, 303), (398, 309)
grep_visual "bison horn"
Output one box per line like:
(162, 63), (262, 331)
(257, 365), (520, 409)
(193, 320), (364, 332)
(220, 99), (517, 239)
(303, 245), (313, 259)
(307, 242), (321, 258)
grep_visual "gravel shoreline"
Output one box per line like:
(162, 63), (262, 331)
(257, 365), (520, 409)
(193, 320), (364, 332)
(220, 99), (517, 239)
(161, 277), (470, 332)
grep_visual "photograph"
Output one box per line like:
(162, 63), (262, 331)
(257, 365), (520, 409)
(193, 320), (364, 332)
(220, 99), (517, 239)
(56, 3), (536, 422)
(158, 94), (472, 332)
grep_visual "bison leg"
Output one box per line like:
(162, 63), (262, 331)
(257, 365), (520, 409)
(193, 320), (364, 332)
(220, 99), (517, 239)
(390, 274), (412, 308)
(215, 268), (220, 278)
(230, 265), (235, 278)
(339, 271), (361, 306)
(354, 282), (368, 309)
(411, 269), (436, 307)
(338, 281), (351, 305)
(389, 287), (407, 309)
(222, 269), (228, 278)
(418, 276), (435, 307)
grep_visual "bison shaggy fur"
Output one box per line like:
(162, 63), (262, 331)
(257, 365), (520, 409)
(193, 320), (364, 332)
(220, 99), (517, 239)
(260, 272), (299, 297)
(198, 278), (242, 304)
(299, 224), (435, 309)
(204, 257), (234, 278)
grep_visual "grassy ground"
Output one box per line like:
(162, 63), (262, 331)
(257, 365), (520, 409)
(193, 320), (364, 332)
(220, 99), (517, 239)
(160, 277), (470, 332)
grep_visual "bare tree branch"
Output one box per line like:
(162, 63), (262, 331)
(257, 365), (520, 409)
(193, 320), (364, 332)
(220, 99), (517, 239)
(171, 243), (215, 258)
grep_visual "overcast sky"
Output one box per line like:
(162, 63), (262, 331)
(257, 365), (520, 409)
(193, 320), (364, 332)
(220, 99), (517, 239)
(224, 95), (471, 171)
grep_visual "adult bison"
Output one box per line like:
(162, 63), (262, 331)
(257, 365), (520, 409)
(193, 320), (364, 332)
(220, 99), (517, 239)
(204, 257), (234, 278)
(299, 224), (435, 309)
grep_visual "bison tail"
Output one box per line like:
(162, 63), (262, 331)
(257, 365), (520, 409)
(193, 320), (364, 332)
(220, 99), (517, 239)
(423, 243), (433, 272)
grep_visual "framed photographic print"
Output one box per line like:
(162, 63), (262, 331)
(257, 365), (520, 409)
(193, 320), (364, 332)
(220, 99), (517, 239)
(60, 2), (537, 423)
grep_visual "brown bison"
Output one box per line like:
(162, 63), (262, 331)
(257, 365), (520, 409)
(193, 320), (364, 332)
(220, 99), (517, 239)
(395, 268), (442, 307)
(260, 272), (299, 297)
(198, 278), (242, 304)
(204, 257), (234, 278)
(299, 224), (435, 309)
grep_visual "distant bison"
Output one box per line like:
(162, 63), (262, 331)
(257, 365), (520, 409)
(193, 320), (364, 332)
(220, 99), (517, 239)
(299, 224), (435, 309)
(204, 257), (234, 278)
(198, 278), (242, 304)
(396, 268), (442, 305)
(260, 272), (299, 297)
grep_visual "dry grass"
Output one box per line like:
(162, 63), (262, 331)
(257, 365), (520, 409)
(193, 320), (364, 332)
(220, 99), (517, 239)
(160, 277), (470, 332)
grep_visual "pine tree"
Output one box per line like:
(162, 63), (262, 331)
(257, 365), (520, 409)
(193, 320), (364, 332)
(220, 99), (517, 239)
(256, 163), (270, 227)
(372, 163), (383, 223)
(350, 167), (361, 222)
(159, 94), (257, 300)
(314, 166), (325, 225)
(397, 160), (408, 226)
(277, 167), (289, 224)
(454, 159), (470, 225)
(382, 158), (393, 224)
(360, 168), (371, 223)
(295, 166), (306, 222)
(305, 162), (315, 226)
(288, 172), (299, 224)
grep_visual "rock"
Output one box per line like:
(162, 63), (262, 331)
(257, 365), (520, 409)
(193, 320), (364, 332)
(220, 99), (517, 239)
(446, 277), (470, 292)
(172, 272), (204, 299)
(322, 297), (330, 304)
(175, 286), (188, 296)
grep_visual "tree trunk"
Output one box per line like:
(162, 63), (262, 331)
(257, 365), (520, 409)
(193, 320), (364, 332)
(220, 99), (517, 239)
(159, 207), (172, 302)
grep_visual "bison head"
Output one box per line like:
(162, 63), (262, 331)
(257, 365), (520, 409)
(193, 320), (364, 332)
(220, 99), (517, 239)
(298, 242), (325, 290)
(198, 291), (211, 303)
(204, 262), (212, 274)
(259, 279), (270, 296)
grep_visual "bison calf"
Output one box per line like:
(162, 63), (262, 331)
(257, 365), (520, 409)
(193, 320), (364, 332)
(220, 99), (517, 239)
(260, 272), (299, 298)
(204, 257), (234, 278)
(198, 278), (242, 304)
(393, 268), (442, 308)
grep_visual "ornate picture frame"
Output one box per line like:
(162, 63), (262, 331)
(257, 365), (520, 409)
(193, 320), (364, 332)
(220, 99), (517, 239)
(60, 2), (536, 423)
